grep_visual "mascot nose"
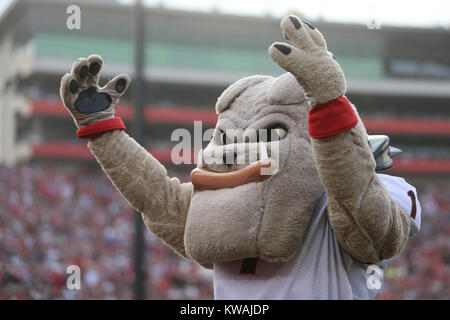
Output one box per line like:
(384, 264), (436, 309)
(223, 150), (237, 165)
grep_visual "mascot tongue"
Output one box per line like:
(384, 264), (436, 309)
(190, 159), (272, 191)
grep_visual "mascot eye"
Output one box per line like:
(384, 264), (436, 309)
(259, 127), (287, 142)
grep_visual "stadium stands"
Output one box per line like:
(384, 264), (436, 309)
(378, 182), (450, 299)
(0, 0), (448, 300)
(1, 164), (448, 299)
(0, 164), (213, 299)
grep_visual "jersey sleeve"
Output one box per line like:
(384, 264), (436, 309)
(377, 174), (421, 237)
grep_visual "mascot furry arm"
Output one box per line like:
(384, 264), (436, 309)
(60, 55), (193, 259)
(269, 16), (410, 263)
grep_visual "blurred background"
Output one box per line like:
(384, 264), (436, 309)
(0, 0), (449, 299)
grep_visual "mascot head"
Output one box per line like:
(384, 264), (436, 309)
(184, 73), (324, 266)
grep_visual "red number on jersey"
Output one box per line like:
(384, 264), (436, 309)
(407, 190), (417, 220)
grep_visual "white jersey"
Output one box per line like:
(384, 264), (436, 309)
(213, 174), (421, 300)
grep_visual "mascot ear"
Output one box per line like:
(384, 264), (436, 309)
(268, 73), (306, 105)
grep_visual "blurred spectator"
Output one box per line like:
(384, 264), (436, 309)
(0, 164), (213, 299)
(377, 181), (450, 299)
(0, 164), (448, 299)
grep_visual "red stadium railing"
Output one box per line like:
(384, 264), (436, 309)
(30, 100), (450, 136)
(387, 158), (450, 174)
(32, 142), (174, 163)
(28, 99), (450, 174)
(30, 100), (218, 125)
(31, 142), (450, 174)
(363, 117), (450, 136)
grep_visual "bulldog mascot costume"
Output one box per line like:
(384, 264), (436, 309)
(60, 16), (421, 299)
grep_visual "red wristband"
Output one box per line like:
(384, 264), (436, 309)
(308, 96), (358, 138)
(77, 117), (126, 139)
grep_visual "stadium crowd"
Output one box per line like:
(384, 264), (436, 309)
(0, 164), (448, 299)
(377, 180), (450, 299)
(0, 164), (212, 299)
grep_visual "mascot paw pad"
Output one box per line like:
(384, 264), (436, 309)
(74, 86), (112, 114)
(68, 58), (129, 114)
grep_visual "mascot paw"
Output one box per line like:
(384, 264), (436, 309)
(268, 15), (346, 104)
(60, 55), (131, 127)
